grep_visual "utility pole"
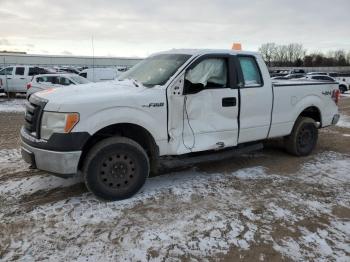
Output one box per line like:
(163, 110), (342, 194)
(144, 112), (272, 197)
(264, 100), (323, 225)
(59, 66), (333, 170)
(92, 36), (95, 82)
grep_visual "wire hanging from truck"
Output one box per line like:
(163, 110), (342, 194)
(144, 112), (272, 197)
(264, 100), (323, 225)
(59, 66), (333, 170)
(182, 95), (196, 151)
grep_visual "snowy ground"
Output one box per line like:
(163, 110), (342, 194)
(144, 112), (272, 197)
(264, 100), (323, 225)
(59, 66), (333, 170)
(0, 97), (349, 261)
(337, 114), (350, 128)
(0, 97), (26, 113)
(0, 149), (349, 261)
(341, 91), (350, 98)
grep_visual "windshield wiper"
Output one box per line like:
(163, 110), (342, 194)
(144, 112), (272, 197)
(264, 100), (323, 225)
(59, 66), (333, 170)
(132, 79), (140, 87)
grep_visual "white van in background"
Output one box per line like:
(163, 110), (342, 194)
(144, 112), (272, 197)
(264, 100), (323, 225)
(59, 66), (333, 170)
(79, 68), (117, 82)
(0, 66), (51, 96)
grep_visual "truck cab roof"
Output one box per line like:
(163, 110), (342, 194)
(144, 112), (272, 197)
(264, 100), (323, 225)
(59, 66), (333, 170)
(155, 49), (260, 57)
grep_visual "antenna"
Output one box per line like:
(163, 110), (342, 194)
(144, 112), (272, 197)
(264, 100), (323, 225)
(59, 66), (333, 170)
(91, 36), (95, 82)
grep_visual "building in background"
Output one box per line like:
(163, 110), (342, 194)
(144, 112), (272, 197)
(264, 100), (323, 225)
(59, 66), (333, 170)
(0, 52), (142, 69)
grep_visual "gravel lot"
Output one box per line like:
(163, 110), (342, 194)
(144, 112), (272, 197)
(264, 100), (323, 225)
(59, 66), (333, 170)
(0, 95), (349, 261)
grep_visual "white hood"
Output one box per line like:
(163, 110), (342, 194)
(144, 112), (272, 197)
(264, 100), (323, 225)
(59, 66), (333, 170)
(33, 79), (149, 111)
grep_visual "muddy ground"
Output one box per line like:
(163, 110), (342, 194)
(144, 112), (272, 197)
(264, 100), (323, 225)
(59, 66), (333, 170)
(0, 95), (349, 261)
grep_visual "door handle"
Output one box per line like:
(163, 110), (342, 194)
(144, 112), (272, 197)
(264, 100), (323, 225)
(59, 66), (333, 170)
(20, 78), (25, 79)
(222, 97), (236, 107)
(7, 78), (12, 80)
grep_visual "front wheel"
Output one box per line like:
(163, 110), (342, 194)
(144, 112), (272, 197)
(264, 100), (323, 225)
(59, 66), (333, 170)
(284, 117), (318, 156)
(83, 136), (150, 201)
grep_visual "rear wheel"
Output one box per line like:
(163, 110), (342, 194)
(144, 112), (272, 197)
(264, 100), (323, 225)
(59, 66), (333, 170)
(83, 136), (149, 201)
(339, 85), (347, 94)
(5, 92), (16, 98)
(284, 117), (318, 156)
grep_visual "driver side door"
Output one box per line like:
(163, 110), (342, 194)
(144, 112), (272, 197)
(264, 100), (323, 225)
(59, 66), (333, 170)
(167, 55), (239, 154)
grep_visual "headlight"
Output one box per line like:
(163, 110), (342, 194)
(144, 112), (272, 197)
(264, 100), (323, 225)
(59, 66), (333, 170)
(41, 112), (79, 140)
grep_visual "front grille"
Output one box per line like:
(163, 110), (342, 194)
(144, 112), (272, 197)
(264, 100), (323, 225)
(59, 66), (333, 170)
(24, 97), (46, 138)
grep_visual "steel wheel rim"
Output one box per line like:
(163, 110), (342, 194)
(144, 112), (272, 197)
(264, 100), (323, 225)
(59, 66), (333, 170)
(298, 127), (314, 149)
(98, 152), (136, 190)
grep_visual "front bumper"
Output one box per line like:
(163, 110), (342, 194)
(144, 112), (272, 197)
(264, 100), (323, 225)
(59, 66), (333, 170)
(21, 140), (81, 175)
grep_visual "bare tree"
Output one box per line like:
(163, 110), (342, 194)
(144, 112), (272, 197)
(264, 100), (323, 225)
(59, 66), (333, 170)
(274, 45), (288, 66)
(258, 42), (348, 67)
(258, 43), (277, 67)
(333, 50), (347, 66)
(292, 44), (306, 64)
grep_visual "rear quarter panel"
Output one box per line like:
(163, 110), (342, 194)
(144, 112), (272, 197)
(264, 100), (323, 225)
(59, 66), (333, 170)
(269, 82), (338, 138)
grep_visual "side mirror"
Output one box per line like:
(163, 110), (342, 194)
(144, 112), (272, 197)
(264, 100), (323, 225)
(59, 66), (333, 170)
(183, 79), (204, 95)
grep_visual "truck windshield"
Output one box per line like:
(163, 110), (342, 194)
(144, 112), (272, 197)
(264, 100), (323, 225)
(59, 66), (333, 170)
(119, 54), (191, 87)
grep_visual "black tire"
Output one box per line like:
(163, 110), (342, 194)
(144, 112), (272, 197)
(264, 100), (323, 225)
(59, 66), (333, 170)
(83, 136), (150, 201)
(5, 92), (16, 99)
(284, 117), (318, 156)
(339, 85), (347, 94)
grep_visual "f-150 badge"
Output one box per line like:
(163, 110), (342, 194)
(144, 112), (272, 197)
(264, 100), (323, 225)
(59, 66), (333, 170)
(142, 103), (164, 108)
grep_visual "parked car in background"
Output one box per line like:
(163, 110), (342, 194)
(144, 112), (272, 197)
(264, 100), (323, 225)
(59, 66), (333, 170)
(26, 73), (91, 99)
(271, 73), (305, 80)
(270, 69), (305, 78)
(270, 69), (289, 77)
(79, 68), (117, 82)
(116, 66), (129, 76)
(304, 75), (349, 93)
(58, 66), (81, 75)
(306, 72), (329, 76)
(0, 66), (51, 97)
(328, 73), (350, 89)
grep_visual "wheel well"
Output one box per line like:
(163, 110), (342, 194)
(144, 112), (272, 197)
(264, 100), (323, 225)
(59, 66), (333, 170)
(299, 106), (322, 126)
(78, 123), (159, 173)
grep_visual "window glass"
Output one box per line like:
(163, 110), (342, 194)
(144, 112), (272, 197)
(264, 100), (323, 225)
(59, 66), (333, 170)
(36, 77), (44, 83)
(36, 76), (58, 84)
(38, 68), (49, 74)
(59, 77), (74, 85)
(70, 75), (90, 84)
(0, 67), (13, 75)
(28, 67), (38, 76)
(238, 57), (262, 87)
(185, 58), (227, 88)
(79, 72), (87, 78)
(15, 67), (25, 75)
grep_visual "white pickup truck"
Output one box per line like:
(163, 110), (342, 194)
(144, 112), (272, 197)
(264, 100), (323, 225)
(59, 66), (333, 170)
(20, 49), (340, 200)
(0, 65), (51, 96)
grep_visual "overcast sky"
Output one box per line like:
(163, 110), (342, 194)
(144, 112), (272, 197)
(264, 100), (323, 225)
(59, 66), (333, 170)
(0, 0), (349, 57)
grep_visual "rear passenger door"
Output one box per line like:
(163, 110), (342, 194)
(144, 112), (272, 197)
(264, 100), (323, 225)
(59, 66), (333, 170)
(236, 55), (273, 143)
(13, 66), (27, 92)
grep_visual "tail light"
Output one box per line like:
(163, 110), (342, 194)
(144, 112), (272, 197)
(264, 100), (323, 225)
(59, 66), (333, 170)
(332, 89), (340, 105)
(26, 83), (32, 89)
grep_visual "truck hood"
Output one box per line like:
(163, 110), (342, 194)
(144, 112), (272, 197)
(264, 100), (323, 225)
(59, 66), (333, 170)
(33, 79), (152, 111)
